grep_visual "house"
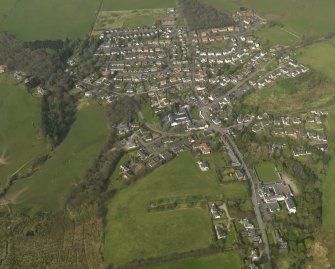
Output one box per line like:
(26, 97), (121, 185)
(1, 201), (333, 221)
(158, 16), (176, 26)
(117, 123), (130, 135)
(0, 65), (7, 73)
(240, 218), (254, 230)
(193, 143), (211, 155)
(197, 160), (209, 171)
(214, 224), (227, 239)
(235, 169), (245, 180)
(285, 196), (296, 214)
(259, 182), (293, 204)
(211, 203), (223, 219)
(168, 109), (190, 127)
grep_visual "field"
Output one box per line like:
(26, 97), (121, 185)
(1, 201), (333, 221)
(204, 0), (335, 38)
(0, 0), (101, 40)
(0, 74), (47, 191)
(102, 0), (176, 11)
(297, 38), (335, 82)
(104, 150), (249, 265)
(322, 108), (335, 229)
(5, 102), (108, 213)
(93, 9), (165, 33)
(143, 251), (241, 269)
(255, 162), (278, 182)
(254, 25), (299, 47)
(242, 77), (335, 113)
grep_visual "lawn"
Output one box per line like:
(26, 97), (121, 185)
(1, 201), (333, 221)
(104, 150), (249, 265)
(5, 102), (108, 213)
(297, 38), (335, 83)
(253, 25), (299, 47)
(0, 0), (16, 21)
(142, 251), (241, 269)
(102, 0), (176, 11)
(255, 162), (278, 182)
(0, 74), (47, 191)
(0, 0), (101, 40)
(322, 108), (335, 229)
(204, 0), (335, 37)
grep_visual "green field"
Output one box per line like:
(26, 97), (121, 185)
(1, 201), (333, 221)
(322, 108), (335, 229)
(204, 0), (335, 37)
(143, 252), (241, 269)
(104, 150), (249, 265)
(0, 0), (16, 21)
(254, 25), (299, 47)
(5, 102), (108, 213)
(297, 38), (335, 82)
(102, 0), (176, 11)
(0, 74), (47, 191)
(0, 0), (101, 40)
(93, 9), (165, 33)
(255, 162), (278, 182)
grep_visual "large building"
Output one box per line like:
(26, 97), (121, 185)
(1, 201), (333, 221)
(259, 182), (296, 214)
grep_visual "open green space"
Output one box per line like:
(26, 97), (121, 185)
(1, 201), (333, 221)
(0, 74), (47, 191)
(93, 9), (165, 33)
(102, 0), (176, 11)
(242, 76), (335, 113)
(143, 251), (241, 269)
(104, 150), (249, 265)
(255, 162), (278, 182)
(204, 0), (335, 37)
(254, 25), (299, 47)
(322, 108), (335, 229)
(0, 0), (16, 21)
(297, 38), (335, 82)
(0, 0), (101, 40)
(6, 102), (108, 213)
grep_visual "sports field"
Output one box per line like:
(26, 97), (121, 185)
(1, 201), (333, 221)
(5, 102), (108, 213)
(0, 0), (101, 40)
(322, 108), (335, 229)
(255, 162), (278, 182)
(102, 0), (176, 11)
(0, 74), (47, 192)
(104, 150), (249, 265)
(297, 38), (335, 82)
(143, 251), (241, 269)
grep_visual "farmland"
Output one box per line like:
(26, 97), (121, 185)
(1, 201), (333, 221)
(143, 251), (241, 269)
(0, 74), (47, 192)
(297, 38), (335, 82)
(104, 150), (249, 265)
(204, 0), (335, 37)
(0, 0), (101, 40)
(5, 102), (108, 213)
(102, 0), (176, 11)
(255, 162), (278, 182)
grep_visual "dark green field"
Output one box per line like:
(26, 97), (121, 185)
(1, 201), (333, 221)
(0, 74), (47, 192)
(5, 102), (108, 213)
(0, 0), (101, 40)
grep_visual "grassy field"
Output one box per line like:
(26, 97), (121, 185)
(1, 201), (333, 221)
(242, 77), (335, 113)
(0, 0), (16, 21)
(297, 38), (335, 82)
(104, 150), (249, 265)
(254, 25), (299, 47)
(102, 0), (176, 11)
(0, 0), (101, 40)
(0, 74), (47, 191)
(204, 0), (335, 37)
(322, 108), (335, 229)
(93, 9), (165, 33)
(5, 102), (108, 213)
(255, 162), (278, 182)
(143, 251), (241, 269)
